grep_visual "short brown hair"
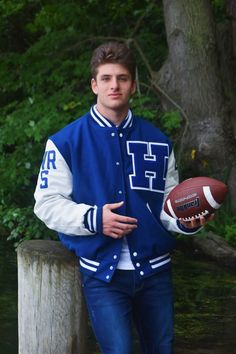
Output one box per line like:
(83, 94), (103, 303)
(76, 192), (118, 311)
(91, 42), (136, 81)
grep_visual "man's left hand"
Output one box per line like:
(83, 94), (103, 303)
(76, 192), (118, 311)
(179, 214), (215, 229)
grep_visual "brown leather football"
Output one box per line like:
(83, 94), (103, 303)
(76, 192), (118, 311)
(164, 177), (227, 221)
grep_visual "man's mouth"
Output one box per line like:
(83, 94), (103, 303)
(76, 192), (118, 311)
(109, 93), (121, 98)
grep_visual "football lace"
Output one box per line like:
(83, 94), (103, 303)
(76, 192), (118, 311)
(182, 210), (209, 221)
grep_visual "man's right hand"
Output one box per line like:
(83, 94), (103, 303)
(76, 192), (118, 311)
(102, 201), (138, 239)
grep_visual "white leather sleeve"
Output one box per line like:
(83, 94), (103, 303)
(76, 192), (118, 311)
(160, 150), (201, 235)
(34, 139), (97, 236)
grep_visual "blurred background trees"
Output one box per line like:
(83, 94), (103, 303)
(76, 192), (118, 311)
(0, 0), (235, 246)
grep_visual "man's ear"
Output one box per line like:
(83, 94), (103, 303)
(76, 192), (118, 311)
(131, 80), (137, 95)
(91, 78), (98, 95)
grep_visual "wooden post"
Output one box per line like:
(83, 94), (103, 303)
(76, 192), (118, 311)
(17, 240), (88, 354)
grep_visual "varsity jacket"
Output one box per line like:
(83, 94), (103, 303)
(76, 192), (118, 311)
(34, 105), (199, 282)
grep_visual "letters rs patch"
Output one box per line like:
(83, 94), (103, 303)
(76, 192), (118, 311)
(40, 150), (56, 189)
(127, 141), (169, 193)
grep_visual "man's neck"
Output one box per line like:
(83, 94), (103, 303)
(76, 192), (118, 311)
(96, 104), (128, 126)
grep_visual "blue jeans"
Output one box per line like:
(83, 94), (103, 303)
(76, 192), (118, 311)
(81, 269), (174, 354)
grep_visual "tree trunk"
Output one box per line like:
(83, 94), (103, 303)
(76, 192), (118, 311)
(227, 0), (236, 61)
(158, 0), (236, 212)
(193, 232), (236, 268)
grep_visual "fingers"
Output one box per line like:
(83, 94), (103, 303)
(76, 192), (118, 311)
(103, 202), (138, 224)
(207, 213), (215, 221)
(103, 202), (138, 239)
(103, 220), (137, 239)
(105, 201), (124, 211)
(179, 213), (214, 229)
(180, 217), (201, 228)
(105, 224), (137, 239)
(114, 213), (138, 224)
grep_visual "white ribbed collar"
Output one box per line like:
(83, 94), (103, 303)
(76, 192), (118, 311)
(90, 105), (133, 129)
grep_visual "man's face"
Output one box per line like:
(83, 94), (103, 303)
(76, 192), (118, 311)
(91, 63), (136, 118)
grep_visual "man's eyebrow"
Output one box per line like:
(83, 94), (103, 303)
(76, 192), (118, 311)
(100, 74), (129, 78)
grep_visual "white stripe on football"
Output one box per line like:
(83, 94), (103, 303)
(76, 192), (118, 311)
(164, 176), (227, 220)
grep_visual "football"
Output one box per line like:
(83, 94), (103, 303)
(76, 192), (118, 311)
(164, 177), (227, 221)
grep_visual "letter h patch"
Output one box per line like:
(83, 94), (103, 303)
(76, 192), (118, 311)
(127, 141), (169, 193)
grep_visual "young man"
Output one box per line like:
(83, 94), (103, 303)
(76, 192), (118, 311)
(34, 42), (208, 354)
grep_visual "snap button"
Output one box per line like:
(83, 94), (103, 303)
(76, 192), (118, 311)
(111, 132), (115, 137)
(133, 252), (137, 257)
(118, 190), (123, 194)
(136, 263), (140, 267)
(113, 255), (118, 259)
(119, 133), (123, 137)
(106, 275), (110, 280)
(116, 162), (120, 165)
(110, 266), (114, 270)
(140, 271), (144, 276)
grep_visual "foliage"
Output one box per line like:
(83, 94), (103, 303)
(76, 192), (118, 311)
(0, 0), (168, 244)
(161, 110), (182, 132)
(0, 0), (235, 246)
(177, 196), (236, 247)
(199, 207), (236, 247)
(224, 223), (236, 247)
(192, 183), (236, 247)
(211, 0), (229, 22)
(0, 205), (57, 247)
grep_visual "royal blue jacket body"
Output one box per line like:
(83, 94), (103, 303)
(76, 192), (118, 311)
(34, 106), (198, 282)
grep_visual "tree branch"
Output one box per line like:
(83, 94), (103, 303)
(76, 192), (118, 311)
(151, 79), (189, 165)
(131, 39), (190, 162)
(129, 2), (155, 38)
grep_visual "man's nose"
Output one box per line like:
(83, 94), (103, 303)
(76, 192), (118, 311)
(111, 78), (119, 90)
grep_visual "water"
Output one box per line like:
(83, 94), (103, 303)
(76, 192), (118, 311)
(0, 235), (17, 354)
(172, 242), (236, 354)
(0, 236), (235, 354)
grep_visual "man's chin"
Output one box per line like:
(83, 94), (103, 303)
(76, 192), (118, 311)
(107, 101), (128, 110)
